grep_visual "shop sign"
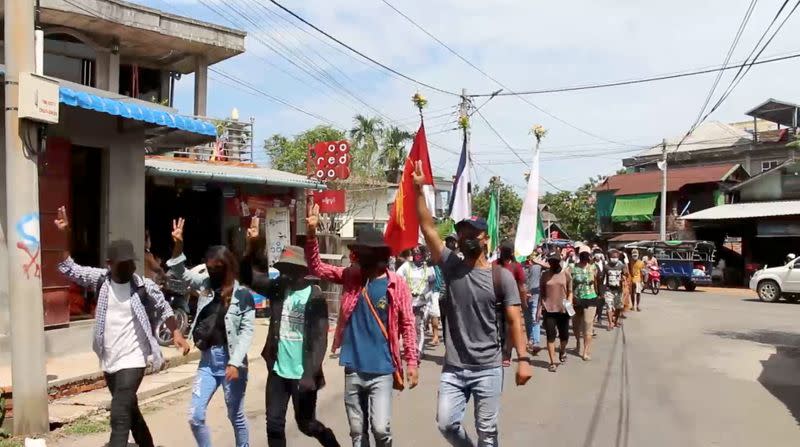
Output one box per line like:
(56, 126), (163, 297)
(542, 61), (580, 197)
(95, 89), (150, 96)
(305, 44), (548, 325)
(18, 72), (59, 124)
(313, 190), (346, 213)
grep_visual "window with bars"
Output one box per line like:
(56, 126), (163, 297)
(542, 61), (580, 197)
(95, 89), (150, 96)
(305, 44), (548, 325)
(761, 160), (780, 172)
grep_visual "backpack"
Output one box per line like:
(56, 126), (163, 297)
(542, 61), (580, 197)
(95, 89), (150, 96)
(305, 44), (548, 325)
(96, 273), (159, 336)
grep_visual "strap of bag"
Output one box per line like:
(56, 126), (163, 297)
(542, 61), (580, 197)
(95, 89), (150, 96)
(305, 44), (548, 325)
(361, 285), (390, 341)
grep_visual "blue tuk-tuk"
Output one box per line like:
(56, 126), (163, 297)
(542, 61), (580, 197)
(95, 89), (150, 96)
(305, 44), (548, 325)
(623, 240), (716, 291)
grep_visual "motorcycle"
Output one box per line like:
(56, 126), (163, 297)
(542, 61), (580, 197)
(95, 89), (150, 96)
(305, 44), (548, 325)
(155, 276), (193, 347)
(647, 265), (661, 295)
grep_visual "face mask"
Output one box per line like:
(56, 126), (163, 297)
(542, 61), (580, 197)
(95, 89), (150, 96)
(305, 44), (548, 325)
(609, 257), (619, 264)
(459, 237), (483, 259)
(632, 255), (639, 260)
(358, 251), (387, 271)
(413, 254), (424, 266)
(208, 271), (225, 289)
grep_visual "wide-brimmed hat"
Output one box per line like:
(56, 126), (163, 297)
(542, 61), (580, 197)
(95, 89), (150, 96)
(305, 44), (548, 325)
(348, 227), (390, 250)
(273, 245), (308, 271)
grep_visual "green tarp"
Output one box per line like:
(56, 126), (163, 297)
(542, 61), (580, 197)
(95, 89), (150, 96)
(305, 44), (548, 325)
(611, 193), (658, 222)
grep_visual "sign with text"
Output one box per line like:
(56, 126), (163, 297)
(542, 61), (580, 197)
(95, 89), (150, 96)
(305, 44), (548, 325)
(307, 141), (351, 181)
(18, 72), (59, 124)
(313, 190), (346, 214)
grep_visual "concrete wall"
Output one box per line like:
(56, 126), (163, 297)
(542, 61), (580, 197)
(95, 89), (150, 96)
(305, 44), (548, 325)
(740, 174), (783, 202)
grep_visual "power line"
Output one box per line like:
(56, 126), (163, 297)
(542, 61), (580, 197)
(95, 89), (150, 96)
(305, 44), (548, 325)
(689, 0), (757, 132)
(267, 0), (459, 96)
(474, 109), (529, 167)
(378, 0), (641, 148)
(465, 51), (800, 97)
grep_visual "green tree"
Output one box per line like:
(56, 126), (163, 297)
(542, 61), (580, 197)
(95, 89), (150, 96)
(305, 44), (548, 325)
(350, 115), (384, 175)
(541, 176), (602, 241)
(379, 126), (413, 179)
(263, 125), (346, 175)
(472, 178), (523, 239)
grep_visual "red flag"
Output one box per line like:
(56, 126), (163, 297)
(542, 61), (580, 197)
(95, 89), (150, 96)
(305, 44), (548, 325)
(384, 122), (434, 255)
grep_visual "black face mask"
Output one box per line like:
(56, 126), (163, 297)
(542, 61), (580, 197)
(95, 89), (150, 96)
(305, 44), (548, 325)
(358, 252), (387, 271)
(459, 237), (483, 259)
(208, 271), (225, 289)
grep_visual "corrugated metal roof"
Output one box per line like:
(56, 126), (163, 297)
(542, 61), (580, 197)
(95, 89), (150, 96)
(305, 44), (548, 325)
(595, 163), (741, 196)
(145, 157), (324, 189)
(746, 98), (800, 128)
(608, 232), (660, 242)
(681, 200), (800, 220)
(633, 121), (752, 158)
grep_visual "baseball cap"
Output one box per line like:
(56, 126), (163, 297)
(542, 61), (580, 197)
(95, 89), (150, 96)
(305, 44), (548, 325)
(455, 216), (488, 232)
(107, 239), (138, 263)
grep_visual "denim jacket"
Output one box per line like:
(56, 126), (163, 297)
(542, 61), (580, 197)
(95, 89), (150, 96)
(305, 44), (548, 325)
(167, 253), (255, 368)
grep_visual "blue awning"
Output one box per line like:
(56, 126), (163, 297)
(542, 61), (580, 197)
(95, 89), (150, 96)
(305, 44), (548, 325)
(59, 87), (217, 137)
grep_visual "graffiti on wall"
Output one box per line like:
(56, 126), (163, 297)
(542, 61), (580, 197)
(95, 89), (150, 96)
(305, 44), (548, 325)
(15, 213), (41, 279)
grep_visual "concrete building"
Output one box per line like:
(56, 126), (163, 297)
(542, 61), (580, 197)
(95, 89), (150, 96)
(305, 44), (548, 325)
(0, 0), (245, 362)
(624, 99), (799, 175)
(594, 164), (749, 247)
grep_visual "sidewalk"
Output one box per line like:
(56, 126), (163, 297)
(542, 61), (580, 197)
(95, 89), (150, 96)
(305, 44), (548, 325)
(47, 320), (270, 425)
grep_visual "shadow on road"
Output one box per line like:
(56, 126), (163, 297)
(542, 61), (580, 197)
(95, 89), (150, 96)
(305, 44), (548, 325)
(709, 329), (800, 426)
(741, 298), (799, 305)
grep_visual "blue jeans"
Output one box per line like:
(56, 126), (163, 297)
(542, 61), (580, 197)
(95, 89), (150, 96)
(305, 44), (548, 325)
(189, 346), (249, 447)
(524, 295), (541, 346)
(343, 371), (393, 447)
(437, 366), (503, 447)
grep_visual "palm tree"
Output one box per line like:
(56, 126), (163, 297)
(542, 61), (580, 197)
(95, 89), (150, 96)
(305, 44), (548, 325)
(380, 126), (413, 182)
(350, 115), (383, 175)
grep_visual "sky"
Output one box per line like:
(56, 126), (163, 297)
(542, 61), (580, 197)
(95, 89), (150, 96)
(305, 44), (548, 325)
(136, 0), (800, 192)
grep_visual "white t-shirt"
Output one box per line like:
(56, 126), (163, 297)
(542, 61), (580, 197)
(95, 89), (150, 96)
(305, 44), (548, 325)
(102, 280), (147, 373)
(397, 262), (435, 305)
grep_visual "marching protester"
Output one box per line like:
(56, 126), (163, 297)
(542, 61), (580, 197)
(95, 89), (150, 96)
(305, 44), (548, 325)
(167, 218), (255, 447)
(413, 161), (532, 447)
(629, 249), (646, 312)
(305, 204), (418, 447)
(54, 207), (190, 447)
(524, 250), (548, 355)
(495, 240), (529, 367)
(571, 246), (599, 361)
(260, 247), (339, 446)
(537, 251), (572, 372)
(604, 249), (628, 329)
(397, 245), (437, 357)
(430, 257), (445, 347)
(592, 249), (611, 329)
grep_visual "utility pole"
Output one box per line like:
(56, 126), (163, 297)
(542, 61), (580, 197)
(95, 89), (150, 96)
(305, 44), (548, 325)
(459, 88), (472, 216)
(660, 138), (668, 241)
(5, 0), (49, 435)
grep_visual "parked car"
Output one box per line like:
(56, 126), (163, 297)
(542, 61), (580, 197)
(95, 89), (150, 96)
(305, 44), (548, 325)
(750, 258), (800, 303)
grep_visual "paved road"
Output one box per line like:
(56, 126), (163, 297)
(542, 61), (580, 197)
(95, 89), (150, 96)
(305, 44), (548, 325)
(51, 290), (800, 446)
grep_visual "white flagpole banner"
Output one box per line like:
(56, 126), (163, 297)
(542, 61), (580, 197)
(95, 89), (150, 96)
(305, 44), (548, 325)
(514, 143), (540, 256)
(449, 132), (471, 223)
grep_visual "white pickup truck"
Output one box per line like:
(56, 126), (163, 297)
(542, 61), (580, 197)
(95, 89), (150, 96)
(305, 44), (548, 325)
(750, 258), (800, 303)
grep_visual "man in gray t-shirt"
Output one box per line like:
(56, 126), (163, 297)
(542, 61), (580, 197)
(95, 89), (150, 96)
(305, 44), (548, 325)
(411, 162), (532, 447)
(439, 246), (521, 369)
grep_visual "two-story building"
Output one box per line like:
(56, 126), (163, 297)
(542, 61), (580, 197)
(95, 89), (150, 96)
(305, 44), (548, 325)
(0, 0), (246, 361)
(623, 99), (799, 175)
(594, 164), (748, 247)
(683, 159), (800, 272)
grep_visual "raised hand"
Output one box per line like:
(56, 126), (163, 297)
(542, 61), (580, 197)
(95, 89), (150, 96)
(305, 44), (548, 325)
(411, 160), (425, 187)
(172, 218), (185, 244)
(246, 217), (260, 241)
(54, 206), (70, 232)
(306, 203), (320, 236)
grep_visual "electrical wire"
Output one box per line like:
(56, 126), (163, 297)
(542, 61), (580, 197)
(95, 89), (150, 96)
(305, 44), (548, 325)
(378, 0), (641, 148)
(267, 0), (459, 96)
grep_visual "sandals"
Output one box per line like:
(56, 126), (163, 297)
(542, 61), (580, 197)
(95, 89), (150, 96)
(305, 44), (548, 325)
(559, 352), (568, 363)
(548, 363), (558, 372)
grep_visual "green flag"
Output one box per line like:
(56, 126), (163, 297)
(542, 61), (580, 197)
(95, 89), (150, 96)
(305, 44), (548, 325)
(487, 191), (499, 253)
(536, 210), (546, 244)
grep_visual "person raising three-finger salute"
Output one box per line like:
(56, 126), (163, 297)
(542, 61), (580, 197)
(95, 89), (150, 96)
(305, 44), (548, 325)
(304, 201), (418, 447)
(54, 206), (189, 447)
(166, 217), (256, 447)
(411, 160), (532, 447)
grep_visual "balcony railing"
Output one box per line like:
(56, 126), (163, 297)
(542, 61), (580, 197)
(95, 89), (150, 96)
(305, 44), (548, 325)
(173, 118), (254, 163)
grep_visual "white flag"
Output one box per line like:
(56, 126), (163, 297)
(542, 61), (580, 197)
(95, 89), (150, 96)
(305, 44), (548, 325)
(449, 133), (471, 223)
(514, 143), (540, 257)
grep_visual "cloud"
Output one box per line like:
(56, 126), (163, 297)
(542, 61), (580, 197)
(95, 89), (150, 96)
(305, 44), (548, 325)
(141, 0), (800, 191)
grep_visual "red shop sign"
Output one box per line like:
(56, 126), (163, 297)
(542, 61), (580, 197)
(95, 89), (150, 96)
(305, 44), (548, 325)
(313, 190), (346, 214)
